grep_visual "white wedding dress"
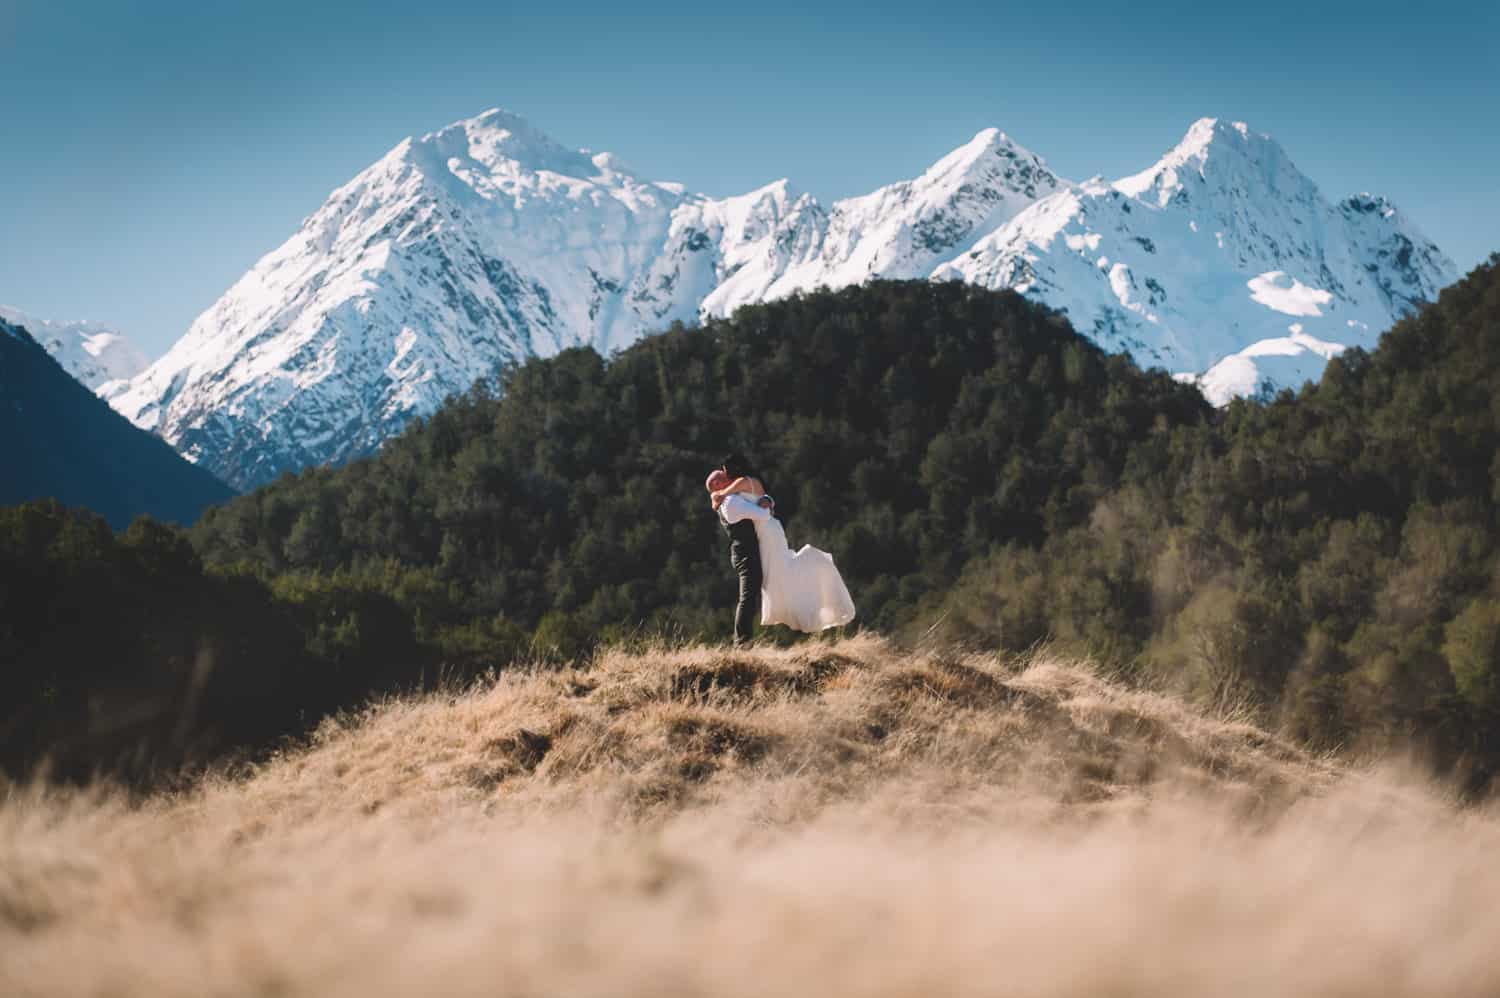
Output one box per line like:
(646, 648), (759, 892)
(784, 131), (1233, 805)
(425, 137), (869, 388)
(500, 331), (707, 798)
(751, 514), (857, 632)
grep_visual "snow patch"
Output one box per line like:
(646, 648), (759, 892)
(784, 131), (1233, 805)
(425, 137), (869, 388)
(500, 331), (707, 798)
(1192, 328), (1349, 405)
(1247, 271), (1334, 317)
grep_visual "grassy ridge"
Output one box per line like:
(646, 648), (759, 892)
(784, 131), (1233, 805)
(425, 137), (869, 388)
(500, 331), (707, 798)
(7, 640), (1499, 997)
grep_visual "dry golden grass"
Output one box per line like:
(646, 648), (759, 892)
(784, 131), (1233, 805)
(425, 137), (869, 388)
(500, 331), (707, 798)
(4, 635), (1498, 997)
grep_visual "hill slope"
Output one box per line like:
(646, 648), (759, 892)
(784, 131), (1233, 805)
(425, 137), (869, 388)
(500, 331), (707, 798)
(108, 109), (1451, 487)
(0, 319), (232, 528)
(5, 639), (1498, 998)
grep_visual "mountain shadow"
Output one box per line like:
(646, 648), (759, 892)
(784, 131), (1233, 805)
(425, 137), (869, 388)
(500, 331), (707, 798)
(1, 319), (233, 528)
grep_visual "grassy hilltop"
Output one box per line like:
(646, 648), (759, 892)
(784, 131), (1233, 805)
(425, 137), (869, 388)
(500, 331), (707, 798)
(5, 638), (1500, 997)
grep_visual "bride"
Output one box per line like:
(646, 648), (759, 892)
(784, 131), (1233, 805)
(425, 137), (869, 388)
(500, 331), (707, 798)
(710, 464), (856, 633)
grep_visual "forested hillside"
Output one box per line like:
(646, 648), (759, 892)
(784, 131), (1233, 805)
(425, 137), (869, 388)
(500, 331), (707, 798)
(188, 281), (1206, 640)
(5, 261), (1498, 784)
(0, 502), (420, 782)
(940, 254), (1500, 768)
(0, 319), (232, 528)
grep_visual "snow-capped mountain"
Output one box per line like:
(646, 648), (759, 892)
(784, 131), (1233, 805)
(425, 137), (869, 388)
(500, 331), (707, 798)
(931, 120), (1453, 402)
(0, 306), (149, 391)
(111, 110), (1455, 488)
(108, 110), (704, 487)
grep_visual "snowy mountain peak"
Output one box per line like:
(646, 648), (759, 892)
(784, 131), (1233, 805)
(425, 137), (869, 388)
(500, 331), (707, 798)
(798, 126), (1067, 287)
(715, 178), (805, 225)
(1172, 116), (1259, 152)
(1176, 116), (1254, 151)
(382, 107), (661, 212)
(432, 107), (597, 176)
(1114, 117), (1299, 207)
(936, 111), (1455, 388)
(929, 127), (1055, 186)
(468, 106), (543, 134)
(111, 109), (1458, 488)
(913, 126), (1064, 202)
(0, 306), (148, 391)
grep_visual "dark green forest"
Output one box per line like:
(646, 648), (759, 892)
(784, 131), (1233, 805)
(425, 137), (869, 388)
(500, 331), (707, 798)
(941, 256), (1500, 768)
(5, 260), (1499, 785)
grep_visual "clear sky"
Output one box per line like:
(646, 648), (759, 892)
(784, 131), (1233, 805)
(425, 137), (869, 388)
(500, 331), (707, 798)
(2, 0), (1495, 358)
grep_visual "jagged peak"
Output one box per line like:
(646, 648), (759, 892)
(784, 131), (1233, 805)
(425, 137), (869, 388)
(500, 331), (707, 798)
(1114, 117), (1299, 204)
(1340, 192), (1399, 218)
(409, 106), (608, 181)
(467, 106), (535, 129)
(831, 126), (1063, 223)
(696, 178), (823, 225)
(1167, 117), (1269, 159)
(0, 305), (114, 336)
(695, 178), (823, 243)
(458, 107), (564, 149)
(727, 177), (800, 206)
(1336, 192), (1456, 289)
(922, 126), (1060, 188)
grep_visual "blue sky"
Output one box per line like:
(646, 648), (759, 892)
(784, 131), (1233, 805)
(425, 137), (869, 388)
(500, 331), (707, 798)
(1, 0), (1495, 358)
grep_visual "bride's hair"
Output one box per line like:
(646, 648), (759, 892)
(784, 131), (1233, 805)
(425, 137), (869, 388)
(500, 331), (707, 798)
(720, 453), (759, 482)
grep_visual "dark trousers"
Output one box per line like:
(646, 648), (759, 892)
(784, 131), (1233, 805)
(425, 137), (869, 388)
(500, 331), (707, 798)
(730, 542), (762, 645)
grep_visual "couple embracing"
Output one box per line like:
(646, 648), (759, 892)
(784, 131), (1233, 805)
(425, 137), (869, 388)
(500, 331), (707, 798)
(706, 454), (856, 645)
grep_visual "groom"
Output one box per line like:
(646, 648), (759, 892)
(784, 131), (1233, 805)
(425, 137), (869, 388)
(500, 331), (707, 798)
(705, 455), (773, 646)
